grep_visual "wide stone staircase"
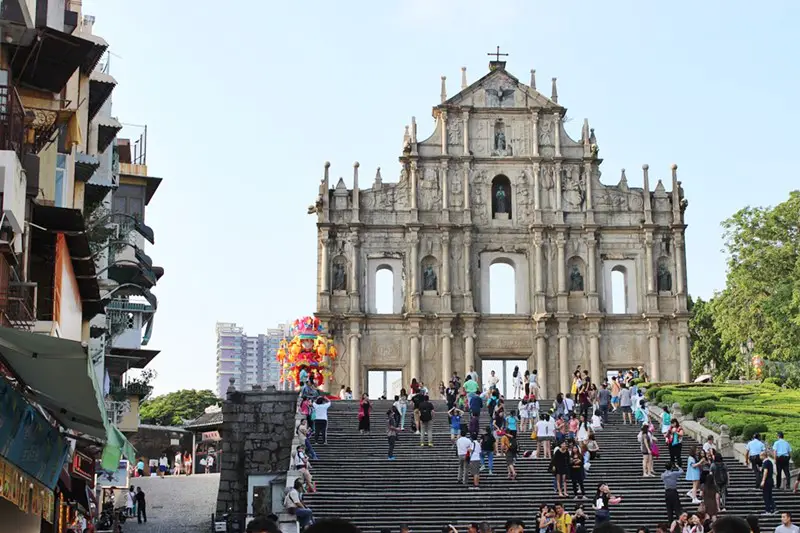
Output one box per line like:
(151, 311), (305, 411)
(304, 399), (799, 532)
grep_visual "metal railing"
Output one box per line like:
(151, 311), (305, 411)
(0, 85), (26, 160)
(0, 283), (37, 330)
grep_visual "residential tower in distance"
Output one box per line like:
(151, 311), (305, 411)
(215, 321), (288, 397)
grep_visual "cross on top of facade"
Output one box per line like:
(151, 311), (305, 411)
(487, 46), (509, 62)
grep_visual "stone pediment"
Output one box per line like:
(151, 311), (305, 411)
(443, 68), (558, 110)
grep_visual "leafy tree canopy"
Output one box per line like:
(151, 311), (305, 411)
(139, 389), (219, 426)
(688, 296), (737, 380)
(712, 190), (800, 364)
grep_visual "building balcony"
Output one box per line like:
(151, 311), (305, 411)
(107, 298), (155, 350)
(109, 381), (152, 400)
(0, 282), (37, 331)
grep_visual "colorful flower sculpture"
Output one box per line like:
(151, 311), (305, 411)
(276, 316), (338, 388)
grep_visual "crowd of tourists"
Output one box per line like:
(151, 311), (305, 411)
(285, 365), (797, 533)
(247, 514), (800, 533)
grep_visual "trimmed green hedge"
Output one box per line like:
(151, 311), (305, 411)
(646, 383), (800, 459)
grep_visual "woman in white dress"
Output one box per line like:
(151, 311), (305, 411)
(512, 366), (523, 399)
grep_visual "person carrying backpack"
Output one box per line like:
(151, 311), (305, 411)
(710, 455), (729, 511)
(418, 395), (435, 447)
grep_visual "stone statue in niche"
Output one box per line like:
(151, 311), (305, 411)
(495, 185), (508, 213)
(493, 121), (511, 156)
(569, 265), (584, 292)
(332, 262), (347, 291)
(657, 264), (672, 292)
(423, 266), (437, 291)
(495, 129), (506, 151)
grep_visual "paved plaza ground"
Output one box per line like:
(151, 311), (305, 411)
(123, 473), (219, 533)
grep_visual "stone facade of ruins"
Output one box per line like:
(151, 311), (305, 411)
(312, 61), (690, 399)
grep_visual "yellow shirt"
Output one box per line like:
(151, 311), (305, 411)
(555, 513), (572, 533)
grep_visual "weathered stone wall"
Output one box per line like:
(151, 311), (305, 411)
(216, 387), (297, 531)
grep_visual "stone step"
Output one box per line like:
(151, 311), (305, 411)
(300, 400), (797, 533)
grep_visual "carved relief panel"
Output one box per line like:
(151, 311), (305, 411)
(418, 166), (441, 210)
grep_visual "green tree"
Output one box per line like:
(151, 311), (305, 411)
(139, 389), (219, 426)
(688, 296), (736, 379)
(713, 191), (800, 365)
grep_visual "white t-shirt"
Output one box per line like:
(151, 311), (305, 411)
(293, 450), (308, 468)
(591, 415), (603, 430)
(175, 453), (182, 466)
(126, 491), (134, 508)
(313, 402), (330, 421)
(519, 401), (529, 418)
(536, 419), (550, 438)
(564, 398), (575, 412)
(456, 436), (472, 457)
(488, 375), (500, 388)
(159, 457), (168, 467)
(470, 440), (482, 462)
(703, 442), (715, 454)
(339, 389), (347, 399)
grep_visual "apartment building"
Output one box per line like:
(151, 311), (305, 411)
(0, 1), (163, 530)
(216, 322), (288, 397)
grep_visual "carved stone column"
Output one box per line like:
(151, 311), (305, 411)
(678, 321), (690, 383)
(349, 323), (361, 398)
(589, 334), (600, 386)
(535, 322), (548, 398)
(440, 110), (448, 155)
(319, 231), (330, 311)
(464, 320), (476, 378)
(441, 231), (451, 311)
(648, 320), (660, 382)
(348, 231), (360, 312)
(441, 161), (450, 224)
(558, 321), (570, 394)
(441, 162), (449, 210)
(554, 113), (562, 158)
(441, 324), (453, 384)
(533, 163), (541, 211)
(409, 229), (420, 312)
(410, 321), (421, 383)
(462, 162), (471, 215)
(531, 110), (539, 157)
(556, 235), (566, 294)
(463, 229), (474, 312)
(645, 231), (655, 293)
(586, 232), (598, 312)
(583, 162), (594, 224)
(462, 109), (470, 156)
(410, 161), (419, 216)
(674, 231), (686, 297)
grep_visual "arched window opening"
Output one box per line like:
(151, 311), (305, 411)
(375, 266), (394, 314)
(489, 261), (516, 314)
(610, 267), (627, 314)
(491, 175), (512, 219)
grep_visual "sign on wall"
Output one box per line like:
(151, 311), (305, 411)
(202, 431), (221, 442)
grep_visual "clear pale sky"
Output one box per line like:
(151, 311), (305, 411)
(83, 0), (800, 396)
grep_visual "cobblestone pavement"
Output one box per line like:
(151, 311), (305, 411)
(122, 473), (219, 533)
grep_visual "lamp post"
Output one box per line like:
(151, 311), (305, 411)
(739, 338), (754, 380)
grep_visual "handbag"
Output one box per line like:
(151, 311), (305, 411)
(531, 429), (538, 440)
(650, 440), (660, 458)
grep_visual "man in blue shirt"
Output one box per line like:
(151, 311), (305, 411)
(746, 433), (766, 489)
(772, 431), (793, 490)
(469, 393), (483, 420)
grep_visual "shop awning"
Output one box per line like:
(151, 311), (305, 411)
(0, 327), (137, 468)
(0, 327), (107, 439)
